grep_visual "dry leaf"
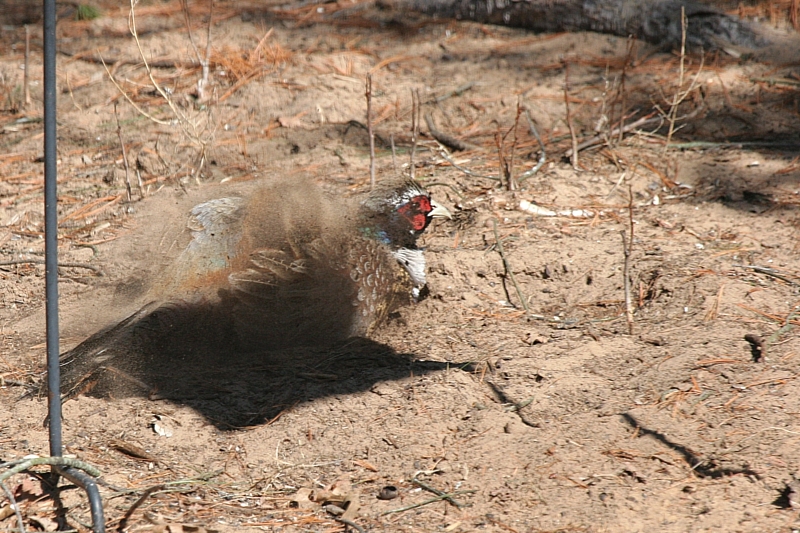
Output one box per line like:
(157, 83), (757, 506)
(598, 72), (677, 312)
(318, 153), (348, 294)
(150, 525), (220, 533)
(14, 476), (45, 500)
(353, 459), (379, 472)
(29, 515), (58, 532)
(311, 478), (360, 521)
(289, 487), (316, 510)
(0, 505), (16, 521)
(109, 438), (158, 461)
(277, 111), (308, 129)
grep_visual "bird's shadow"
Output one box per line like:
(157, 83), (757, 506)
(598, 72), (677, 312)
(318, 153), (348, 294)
(137, 338), (461, 430)
(57, 300), (469, 430)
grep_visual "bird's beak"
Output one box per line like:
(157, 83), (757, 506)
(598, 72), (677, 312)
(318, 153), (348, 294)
(429, 201), (452, 220)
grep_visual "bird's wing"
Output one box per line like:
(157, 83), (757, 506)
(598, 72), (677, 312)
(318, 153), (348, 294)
(228, 248), (310, 297)
(162, 197), (247, 295)
(224, 236), (366, 349)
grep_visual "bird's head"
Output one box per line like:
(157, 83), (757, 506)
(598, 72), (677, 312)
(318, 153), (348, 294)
(361, 179), (451, 247)
(360, 179), (451, 293)
(392, 181), (452, 237)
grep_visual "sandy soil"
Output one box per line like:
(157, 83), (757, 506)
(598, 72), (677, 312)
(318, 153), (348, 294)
(2, 2), (800, 532)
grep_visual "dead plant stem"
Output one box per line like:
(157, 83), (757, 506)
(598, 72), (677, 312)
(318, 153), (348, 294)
(390, 134), (397, 173)
(128, 0), (213, 172)
(666, 7), (688, 151)
(621, 230), (633, 334)
(23, 26), (30, 106)
(0, 259), (103, 273)
(627, 182), (634, 253)
(565, 111), (661, 158)
(493, 219), (530, 315)
(117, 484), (165, 532)
(366, 73), (376, 188)
(662, 7), (704, 153)
(564, 60), (579, 169)
(494, 131), (506, 188)
(129, 0), (191, 125)
(733, 264), (800, 287)
(617, 37), (635, 144)
(0, 481), (24, 533)
(436, 145), (496, 180)
(114, 103), (133, 202)
(181, 0), (214, 102)
(334, 517), (366, 533)
(517, 109), (546, 182)
(506, 100), (522, 190)
(412, 477), (466, 508)
(0, 456), (102, 481)
(432, 81), (475, 104)
(100, 56), (170, 126)
(409, 89), (420, 180)
(621, 183), (634, 334)
(767, 303), (800, 345)
(203, 0), (213, 91)
(424, 112), (470, 152)
(381, 490), (476, 515)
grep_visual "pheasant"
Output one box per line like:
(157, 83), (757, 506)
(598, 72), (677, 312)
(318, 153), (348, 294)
(55, 178), (450, 400)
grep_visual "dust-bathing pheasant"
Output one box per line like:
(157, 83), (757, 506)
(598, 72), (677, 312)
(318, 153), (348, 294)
(55, 178), (451, 400)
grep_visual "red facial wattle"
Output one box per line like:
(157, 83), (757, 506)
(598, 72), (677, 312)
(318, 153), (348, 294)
(397, 195), (433, 232)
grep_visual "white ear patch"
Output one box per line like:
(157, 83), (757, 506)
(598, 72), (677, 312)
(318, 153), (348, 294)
(392, 248), (427, 287)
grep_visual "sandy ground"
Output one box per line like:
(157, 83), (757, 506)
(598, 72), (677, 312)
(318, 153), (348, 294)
(2, 1), (800, 531)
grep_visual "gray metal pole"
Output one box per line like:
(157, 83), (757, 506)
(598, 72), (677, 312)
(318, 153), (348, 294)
(42, 0), (106, 530)
(43, 0), (61, 460)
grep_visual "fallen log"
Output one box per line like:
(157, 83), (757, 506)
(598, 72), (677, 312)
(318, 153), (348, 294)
(378, 0), (778, 51)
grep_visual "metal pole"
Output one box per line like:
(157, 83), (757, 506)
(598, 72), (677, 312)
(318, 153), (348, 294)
(43, 0), (61, 461)
(57, 467), (106, 531)
(42, 0), (106, 530)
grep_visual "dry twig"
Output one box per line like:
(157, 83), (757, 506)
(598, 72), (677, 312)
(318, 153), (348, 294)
(0, 456), (102, 482)
(100, 56), (170, 126)
(0, 480), (24, 533)
(613, 37), (636, 145)
(493, 219), (530, 315)
(366, 73), (376, 188)
(424, 112), (469, 152)
(517, 109), (546, 183)
(431, 82), (475, 104)
(733, 264), (800, 287)
(660, 7), (705, 153)
(621, 230), (633, 334)
(412, 477), (467, 508)
(23, 26), (30, 107)
(334, 516), (366, 533)
(436, 105), (545, 185)
(564, 112), (661, 158)
(390, 134), (396, 172)
(564, 60), (579, 169)
(181, 0), (214, 102)
(621, 183), (634, 334)
(108, 0), (217, 174)
(409, 89), (420, 180)
(0, 259), (103, 274)
(117, 484), (165, 532)
(114, 103), (133, 202)
(491, 105), (524, 190)
(436, 146), (496, 180)
(767, 304), (800, 346)
(381, 489), (476, 515)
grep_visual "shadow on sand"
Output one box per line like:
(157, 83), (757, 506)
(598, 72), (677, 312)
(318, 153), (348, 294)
(53, 300), (471, 430)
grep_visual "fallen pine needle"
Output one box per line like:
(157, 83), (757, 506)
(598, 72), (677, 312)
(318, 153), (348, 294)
(381, 490), (477, 515)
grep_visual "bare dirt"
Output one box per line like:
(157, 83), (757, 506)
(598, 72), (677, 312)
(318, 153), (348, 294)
(2, 2), (800, 532)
